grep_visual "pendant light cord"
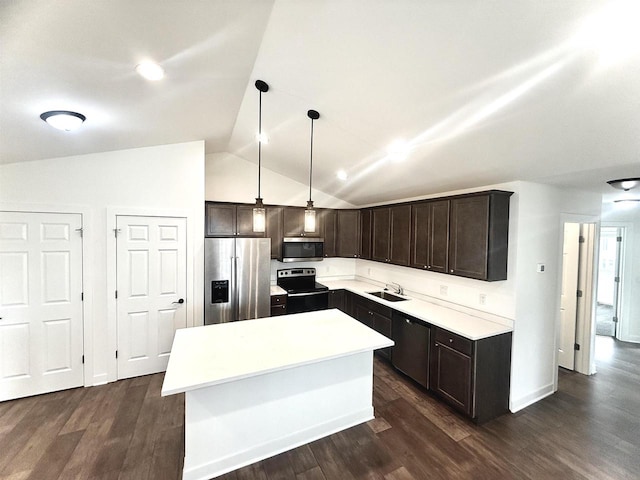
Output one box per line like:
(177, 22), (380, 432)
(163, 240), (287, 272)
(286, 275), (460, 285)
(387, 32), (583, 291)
(309, 117), (314, 203)
(258, 90), (262, 200)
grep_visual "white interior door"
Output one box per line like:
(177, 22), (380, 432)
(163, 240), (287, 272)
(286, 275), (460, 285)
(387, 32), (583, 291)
(559, 223), (580, 370)
(116, 216), (187, 379)
(0, 211), (84, 401)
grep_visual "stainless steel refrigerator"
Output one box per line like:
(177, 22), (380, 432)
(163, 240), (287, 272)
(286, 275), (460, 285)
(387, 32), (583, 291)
(204, 237), (271, 325)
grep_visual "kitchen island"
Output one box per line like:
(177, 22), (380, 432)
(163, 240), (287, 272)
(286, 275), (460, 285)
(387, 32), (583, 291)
(161, 309), (393, 480)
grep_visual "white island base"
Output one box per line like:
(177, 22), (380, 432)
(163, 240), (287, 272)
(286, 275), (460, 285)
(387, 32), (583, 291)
(161, 309), (393, 480)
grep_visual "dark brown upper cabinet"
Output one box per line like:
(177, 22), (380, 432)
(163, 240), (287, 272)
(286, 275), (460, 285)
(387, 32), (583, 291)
(360, 209), (372, 260)
(282, 206), (322, 237)
(336, 210), (360, 258)
(320, 209), (360, 258)
(320, 209), (337, 257)
(410, 200), (450, 273)
(266, 206), (283, 259)
(205, 202), (264, 237)
(448, 191), (512, 281)
(372, 205), (411, 266)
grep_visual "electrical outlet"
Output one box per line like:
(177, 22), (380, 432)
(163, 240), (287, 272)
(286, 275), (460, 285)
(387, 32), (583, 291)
(479, 294), (487, 305)
(440, 285), (448, 296)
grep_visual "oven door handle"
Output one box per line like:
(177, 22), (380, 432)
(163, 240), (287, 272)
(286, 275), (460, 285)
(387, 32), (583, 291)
(287, 291), (328, 297)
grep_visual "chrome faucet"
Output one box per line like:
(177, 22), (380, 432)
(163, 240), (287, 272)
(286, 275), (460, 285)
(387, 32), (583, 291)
(385, 282), (404, 295)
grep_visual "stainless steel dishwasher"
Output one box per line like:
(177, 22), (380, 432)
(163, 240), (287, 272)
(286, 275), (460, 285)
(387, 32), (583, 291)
(391, 311), (430, 388)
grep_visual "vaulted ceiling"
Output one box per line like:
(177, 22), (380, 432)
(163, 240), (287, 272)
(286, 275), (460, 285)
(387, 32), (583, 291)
(2, 0), (639, 205)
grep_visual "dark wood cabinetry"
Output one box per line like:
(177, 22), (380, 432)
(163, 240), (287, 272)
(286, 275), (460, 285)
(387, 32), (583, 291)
(327, 289), (345, 310)
(430, 327), (511, 423)
(336, 210), (360, 258)
(320, 209), (337, 257)
(353, 296), (392, 359)
(372, 205), (411, 266)
(270, 294), (287, 316)
(448, 191), (512, 281)
(321, 209), (360, 258)
(360, 209), (372, 260)
(266, 206), (283, 259)
(410, 200), (450, 272)
(205, 202), (264, 237)
(283, 207), (321, 237)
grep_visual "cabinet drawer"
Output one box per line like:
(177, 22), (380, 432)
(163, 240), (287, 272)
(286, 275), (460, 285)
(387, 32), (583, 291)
(358, 297), (392, 318)
(270, 304), (287, 316)
(271, 294), (287, 306)
(434, 328), (473, 356)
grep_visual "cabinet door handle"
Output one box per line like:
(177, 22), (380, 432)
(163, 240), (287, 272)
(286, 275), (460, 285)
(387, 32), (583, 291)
(405, 318), (411, 324)
(449, 338), (453, 343)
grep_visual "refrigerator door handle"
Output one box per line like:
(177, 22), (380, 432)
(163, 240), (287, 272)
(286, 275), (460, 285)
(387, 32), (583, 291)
(231, 256), (237, 321)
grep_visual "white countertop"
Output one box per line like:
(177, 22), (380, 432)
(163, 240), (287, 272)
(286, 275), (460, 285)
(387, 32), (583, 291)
(161, 309), (394, 396)
(270, 285), (287, 296)
(321, 279), (512, 341)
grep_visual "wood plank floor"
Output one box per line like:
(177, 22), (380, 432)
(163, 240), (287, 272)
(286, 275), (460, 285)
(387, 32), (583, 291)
(1, 336), (638, 480)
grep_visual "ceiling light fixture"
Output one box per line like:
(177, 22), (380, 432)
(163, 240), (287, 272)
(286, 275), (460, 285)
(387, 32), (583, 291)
(40, 110), (86, 131)
(607, 178), (640, 191)
(304, 109), (320, 233)
(336, 169), (348, 181)
(135, 62), (165, 81)
(253, 79), (269, 233)
(386, 139), (410, 162)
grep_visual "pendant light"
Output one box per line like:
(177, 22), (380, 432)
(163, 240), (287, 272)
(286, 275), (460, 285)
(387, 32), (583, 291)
(253, 79), (269, 233)
(304, 109), (320, 233)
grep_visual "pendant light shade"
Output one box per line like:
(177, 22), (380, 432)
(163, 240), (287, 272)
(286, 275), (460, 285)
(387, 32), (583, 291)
(253, 80), (269, 233)
(304, 109), (320, 233)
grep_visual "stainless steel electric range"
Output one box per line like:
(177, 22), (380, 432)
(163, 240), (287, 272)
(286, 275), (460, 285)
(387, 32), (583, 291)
(276, 268), (329, 314)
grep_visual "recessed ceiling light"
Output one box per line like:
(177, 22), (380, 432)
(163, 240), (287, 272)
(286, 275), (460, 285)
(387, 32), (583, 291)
(40, 110), (86, 131)
(386, 139), (410, 161)
(135, 62), (165, 81)
(336, 170), (348, 181)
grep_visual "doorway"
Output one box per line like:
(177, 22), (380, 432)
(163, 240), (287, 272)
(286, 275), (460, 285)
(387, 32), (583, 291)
(557, 221), (597, 374)
(595, 227), (623, 338)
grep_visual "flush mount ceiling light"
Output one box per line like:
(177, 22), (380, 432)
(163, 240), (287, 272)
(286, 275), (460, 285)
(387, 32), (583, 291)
(607, 178), (640, 191)
(304, 109), (320, 233)
(252, 79), (269, 233)
(135, 62), (165, 81)
(40, 110), (86, 131)
(336, 169), (348, 181)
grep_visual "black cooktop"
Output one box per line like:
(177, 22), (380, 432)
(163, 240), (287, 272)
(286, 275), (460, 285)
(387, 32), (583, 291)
(276, 268), (328, 294)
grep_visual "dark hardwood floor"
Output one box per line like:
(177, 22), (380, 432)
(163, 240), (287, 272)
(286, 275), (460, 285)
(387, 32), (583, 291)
(1, 337), (638, 480)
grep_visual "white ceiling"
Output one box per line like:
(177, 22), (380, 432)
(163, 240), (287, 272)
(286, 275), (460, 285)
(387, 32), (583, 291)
(2, 0), (640, 206)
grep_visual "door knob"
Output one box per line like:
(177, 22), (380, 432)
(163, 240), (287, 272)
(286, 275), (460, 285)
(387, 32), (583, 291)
(173, 298), (184, 304)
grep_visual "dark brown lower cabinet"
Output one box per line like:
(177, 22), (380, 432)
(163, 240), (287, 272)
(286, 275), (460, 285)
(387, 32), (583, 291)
(353, 296), (392, 360)
(270, 294), (287, 316)
(327, 289), (345, 310)
(430, 327), (512, 424)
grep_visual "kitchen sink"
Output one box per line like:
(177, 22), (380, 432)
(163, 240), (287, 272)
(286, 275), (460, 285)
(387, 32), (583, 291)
(366, 290), (408, 302)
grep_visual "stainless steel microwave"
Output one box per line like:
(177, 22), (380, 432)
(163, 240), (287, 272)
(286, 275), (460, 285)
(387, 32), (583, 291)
(281, 237), (324, 262)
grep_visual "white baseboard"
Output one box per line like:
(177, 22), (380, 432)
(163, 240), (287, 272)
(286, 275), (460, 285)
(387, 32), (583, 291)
(509, 382), (555, 413)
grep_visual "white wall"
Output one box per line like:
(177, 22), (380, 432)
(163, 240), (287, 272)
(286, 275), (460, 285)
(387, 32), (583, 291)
(206, 152), (355, 208)
(0, 141), (205, 385)
(601, 201), (640, 343)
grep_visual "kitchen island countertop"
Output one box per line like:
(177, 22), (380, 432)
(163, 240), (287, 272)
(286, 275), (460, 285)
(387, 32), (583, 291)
(161, 308), (393, 396)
